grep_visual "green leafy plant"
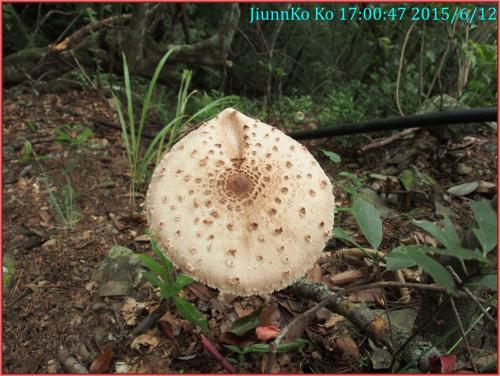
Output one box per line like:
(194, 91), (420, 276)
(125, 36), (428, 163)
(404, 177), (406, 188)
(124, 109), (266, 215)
(385, 201), (495, 294)
(113, 49), (236, 203)
(321, 149), (341, 164)
(138, 238), (208, 330)
(336, 198), (495, 295)
(224, 339), (310, 370)
(337, 171), (365, 199)
(352, 199), (382, 250)
(16, 140), (32, 164)
(55, 124), (94, 147)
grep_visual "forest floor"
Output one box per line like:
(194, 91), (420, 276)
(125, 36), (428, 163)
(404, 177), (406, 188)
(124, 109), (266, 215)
(3, 88), (497, 373)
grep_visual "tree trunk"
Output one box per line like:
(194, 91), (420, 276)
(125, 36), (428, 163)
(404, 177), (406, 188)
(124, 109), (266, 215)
(4, 4), (241, 86)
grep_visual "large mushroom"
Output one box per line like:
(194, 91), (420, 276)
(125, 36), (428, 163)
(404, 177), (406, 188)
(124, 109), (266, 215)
(146, 108), (334, 296)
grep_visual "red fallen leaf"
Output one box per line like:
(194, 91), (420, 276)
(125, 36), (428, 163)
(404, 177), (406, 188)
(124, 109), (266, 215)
(89, 343), (113, 373)
(256, 325), (280, 342)
(429, 354), (456, 373)
(158, 320), (177, 345)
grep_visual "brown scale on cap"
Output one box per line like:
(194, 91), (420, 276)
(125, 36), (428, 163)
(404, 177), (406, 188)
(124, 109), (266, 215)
(146, 108), (335, 296)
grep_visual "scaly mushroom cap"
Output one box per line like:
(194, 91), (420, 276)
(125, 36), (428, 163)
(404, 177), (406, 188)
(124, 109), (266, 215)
(146, 108), (334, 296)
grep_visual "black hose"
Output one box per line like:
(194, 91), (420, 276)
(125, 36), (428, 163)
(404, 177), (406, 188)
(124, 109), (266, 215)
(287, 107), (497, 140)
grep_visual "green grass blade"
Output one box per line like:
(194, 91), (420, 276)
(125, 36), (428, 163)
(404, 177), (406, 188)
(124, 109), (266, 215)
(137, 254), (169, 282)
(143, 271), (164, 289)
(163, 273), (194, 298)
(112, 92), (133, 167)
(173, 296), (208, 330)
(122, 53), (136, 157)
(137, 48), (178, 165)
(150, 239), (173, 277)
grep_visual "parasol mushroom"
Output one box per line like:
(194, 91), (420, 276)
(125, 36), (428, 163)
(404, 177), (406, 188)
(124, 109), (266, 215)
(146, 108), (334, 296)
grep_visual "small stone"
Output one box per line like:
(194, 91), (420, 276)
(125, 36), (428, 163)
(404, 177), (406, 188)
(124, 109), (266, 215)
(92, 302), (107, 311)
(85, 281), (97, 292)
(42, 238), (57, 248)
(98, 280), (132, 297)
(94, 327), (109, 345)
(457, 163), (472, 175)
(47, 359), (58, 374)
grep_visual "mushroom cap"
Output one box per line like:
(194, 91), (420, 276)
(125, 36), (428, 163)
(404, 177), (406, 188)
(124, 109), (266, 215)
(146, 108), (334, 296)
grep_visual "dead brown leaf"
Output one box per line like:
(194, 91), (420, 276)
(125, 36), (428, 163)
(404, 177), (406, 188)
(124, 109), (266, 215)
(325, 313), (345, 328)
(349, 288), (383, 303)
(219, 331), (254, 347)
(131, 331), (160, 352)
(39, 210), (51, 224)
(306, 263), (322, 282)
(332, 336), (359, 362)
(330, 269), (365, 286)
(121, 298), (146, 326)
(134, 234), (150, 242)
(187, 282), (215, 301)
(477, 180), (495, 194)
(233, 301), (254, 318)
(89, 343), (113, 373)
(259, 302), (280, 327)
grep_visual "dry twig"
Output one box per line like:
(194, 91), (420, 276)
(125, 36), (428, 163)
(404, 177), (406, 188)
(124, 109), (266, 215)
(359, 127), (419, 152)
(199, 334), (237, 373)
(446, 265), (496, 325)
(265, 279), (455, 373)
(449, 298), (478, 372)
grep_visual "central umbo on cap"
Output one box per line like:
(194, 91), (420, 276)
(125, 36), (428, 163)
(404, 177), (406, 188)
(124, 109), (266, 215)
(146, 108), (334, 296)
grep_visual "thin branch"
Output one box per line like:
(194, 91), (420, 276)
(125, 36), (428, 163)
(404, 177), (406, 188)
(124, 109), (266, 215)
(446, 266), (495, 325)
(266, 280), (455, 373)
(423, 20), (458, 103)
(360, 127), (419, 153)
(449, 298), (478, 372)
(395, 23), (416, 117)
(199, 334), (237, 373)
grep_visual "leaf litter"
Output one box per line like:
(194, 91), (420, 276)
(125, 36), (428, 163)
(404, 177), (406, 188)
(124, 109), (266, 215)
(3, 88), (497, 373)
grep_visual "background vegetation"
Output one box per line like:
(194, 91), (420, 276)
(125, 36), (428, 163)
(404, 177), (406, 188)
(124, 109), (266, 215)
(4, 3), (497, 127)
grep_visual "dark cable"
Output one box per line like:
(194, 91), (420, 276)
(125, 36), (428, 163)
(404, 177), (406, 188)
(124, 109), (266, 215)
(287, 107), (497, 140)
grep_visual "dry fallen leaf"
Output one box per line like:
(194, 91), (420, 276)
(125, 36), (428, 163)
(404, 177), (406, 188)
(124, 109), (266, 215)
(233, 301), (254, 318)
(349, 288), (383, 303)
(332, 336), (359, 362)
(131, 331), (160, 352)
(220, 331), (254, 347)
(330, 269), (365, 286)
(306, 263), (322, 282)
(477, 180), (495, 194)
(188, 282), (215, 301)
(39, 210), (51, 224)
(259, 302), (281, 327)
(121, 298), (146, 326)
(324, 313), (345, 329)
(134, 234), (150, 242)
(89, 343), (113, 373)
